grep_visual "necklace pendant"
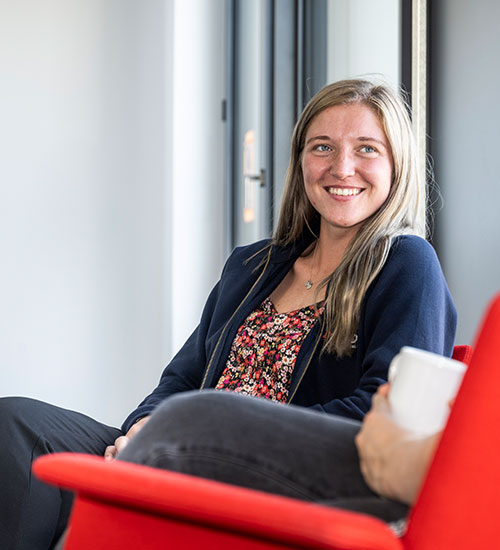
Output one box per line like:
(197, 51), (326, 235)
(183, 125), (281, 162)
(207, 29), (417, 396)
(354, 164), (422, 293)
(305, 279), (313, 290)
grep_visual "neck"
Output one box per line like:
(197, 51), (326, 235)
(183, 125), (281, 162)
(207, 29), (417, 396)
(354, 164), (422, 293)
(313, 223), (359, 275)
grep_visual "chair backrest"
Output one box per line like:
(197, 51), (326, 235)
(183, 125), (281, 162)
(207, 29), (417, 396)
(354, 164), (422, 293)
(404, 293), (500, 550)
(452, 344), (474, 365)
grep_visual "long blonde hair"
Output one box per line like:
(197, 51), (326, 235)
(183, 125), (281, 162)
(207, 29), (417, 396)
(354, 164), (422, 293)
(274, 79), (426, 357)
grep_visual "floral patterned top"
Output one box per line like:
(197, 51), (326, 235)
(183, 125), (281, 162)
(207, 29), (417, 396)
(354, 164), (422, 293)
(215, 297), (324, 402)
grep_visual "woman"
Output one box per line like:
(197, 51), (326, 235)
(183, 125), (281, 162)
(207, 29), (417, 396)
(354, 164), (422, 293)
(109, 78), (455, 455)
(0, 79), (456, 549)
(114, 79), (456, 526)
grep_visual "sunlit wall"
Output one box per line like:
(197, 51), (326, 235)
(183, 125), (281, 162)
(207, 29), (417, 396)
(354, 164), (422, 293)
(0, 0), (226, 425)
(430, 0), (500, 345)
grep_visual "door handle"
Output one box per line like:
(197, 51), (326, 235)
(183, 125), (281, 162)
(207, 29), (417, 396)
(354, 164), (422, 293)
(245, 168), (266, 187)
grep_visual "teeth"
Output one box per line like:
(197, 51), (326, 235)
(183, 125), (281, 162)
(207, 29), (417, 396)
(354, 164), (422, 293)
(327, 187), (361, 196)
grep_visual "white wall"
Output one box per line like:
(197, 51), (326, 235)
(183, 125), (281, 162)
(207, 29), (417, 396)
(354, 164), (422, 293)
(170, 0), (227, 354)
(326, 0), (401, 88)
(431, 0), (500, 345)
(0, 0), (226, 426)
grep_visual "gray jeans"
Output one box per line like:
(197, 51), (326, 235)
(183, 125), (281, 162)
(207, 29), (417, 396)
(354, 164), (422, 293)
(119, 390), (408, 523)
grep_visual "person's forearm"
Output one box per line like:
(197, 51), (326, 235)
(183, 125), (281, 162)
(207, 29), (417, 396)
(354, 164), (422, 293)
(386, 433), (439, 505)
(355, 386), (442, 506)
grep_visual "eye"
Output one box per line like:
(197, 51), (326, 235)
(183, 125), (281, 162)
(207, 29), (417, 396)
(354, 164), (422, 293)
(313, 144), (332, 153)
(360, 145), (377, 154)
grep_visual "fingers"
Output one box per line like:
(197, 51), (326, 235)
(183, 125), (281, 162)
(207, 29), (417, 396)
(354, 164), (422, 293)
(366, 384), (391, 415)
(371, 390), (390, 413)
(104, 445), (117, 461)
(126, 416), (150, 438)
(377, 383), (390, 398)
(354, 412), (371, 456)
(103, 435), (130, 460)
(103, 417), (150, 461)
(115, 435), (130, 453)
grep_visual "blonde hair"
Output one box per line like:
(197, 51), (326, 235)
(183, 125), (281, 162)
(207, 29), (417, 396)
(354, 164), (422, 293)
(274, 79), (426, 357)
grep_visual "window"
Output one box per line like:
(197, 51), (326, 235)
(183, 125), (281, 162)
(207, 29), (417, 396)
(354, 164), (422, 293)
(227, 0), (424, 248)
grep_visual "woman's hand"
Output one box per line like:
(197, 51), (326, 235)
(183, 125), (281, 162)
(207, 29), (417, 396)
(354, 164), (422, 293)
(355, 384), (439, 505)
(104, 416), (150, 460)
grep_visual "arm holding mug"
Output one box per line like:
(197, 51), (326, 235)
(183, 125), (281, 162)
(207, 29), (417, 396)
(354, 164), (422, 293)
(355, 384), (440, 505)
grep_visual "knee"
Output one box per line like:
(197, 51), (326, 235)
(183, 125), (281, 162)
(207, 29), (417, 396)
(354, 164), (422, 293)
(145, 391), (250, 440)
(120, 392), (241, 464)
(0, 397), (49, 464)
(0, 397), (60, 446)
(0, 396), (37, 425)
(151, 390), (228, 425)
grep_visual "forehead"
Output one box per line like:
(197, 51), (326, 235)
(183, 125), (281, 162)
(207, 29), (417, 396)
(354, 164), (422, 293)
(305, 103), (388, 142)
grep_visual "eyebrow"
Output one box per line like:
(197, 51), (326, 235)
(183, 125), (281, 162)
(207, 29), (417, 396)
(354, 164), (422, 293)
(358, 136), (388, 148)
(305, 135), (388, 149)
(305, 135), (330, 145)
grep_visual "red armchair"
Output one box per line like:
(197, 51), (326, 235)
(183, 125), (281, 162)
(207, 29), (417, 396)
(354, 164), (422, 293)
(33, 305), (495, 550)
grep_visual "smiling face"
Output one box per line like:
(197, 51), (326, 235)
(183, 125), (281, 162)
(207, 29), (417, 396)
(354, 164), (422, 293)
(301, 102), (393, 241)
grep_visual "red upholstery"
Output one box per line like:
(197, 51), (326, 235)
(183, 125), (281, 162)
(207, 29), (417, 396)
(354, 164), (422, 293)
(450, 344), (474, 365)
(33, 324), (487, 549)
(403, 297), (500, 549)
(35, 453), (401, 550)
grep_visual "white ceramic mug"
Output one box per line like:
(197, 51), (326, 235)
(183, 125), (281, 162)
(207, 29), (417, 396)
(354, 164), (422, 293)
(388, 346), (467, 436)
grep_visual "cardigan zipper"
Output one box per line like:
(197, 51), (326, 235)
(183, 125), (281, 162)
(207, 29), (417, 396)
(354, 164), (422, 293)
(199, 247), (273, 389)
(286, 319), (324, 404)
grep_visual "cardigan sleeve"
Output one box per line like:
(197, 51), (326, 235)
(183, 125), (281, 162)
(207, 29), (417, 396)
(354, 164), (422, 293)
(310, 236), (457, 420)
(121, 283), (221, 432)
(121, 240), (271, 433)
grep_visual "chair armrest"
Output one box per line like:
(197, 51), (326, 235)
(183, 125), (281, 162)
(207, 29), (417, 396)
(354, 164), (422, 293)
(33, 453), (402, 550)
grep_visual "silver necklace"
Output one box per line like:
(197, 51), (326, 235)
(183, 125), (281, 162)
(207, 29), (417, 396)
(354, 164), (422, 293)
(305, 242), (318, 290)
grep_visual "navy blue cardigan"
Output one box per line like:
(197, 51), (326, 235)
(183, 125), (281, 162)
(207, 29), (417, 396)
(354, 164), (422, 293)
(122, 235), (457, 432)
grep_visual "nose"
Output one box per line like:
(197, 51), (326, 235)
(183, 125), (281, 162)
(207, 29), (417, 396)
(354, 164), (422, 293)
(329, 150), (355, 179)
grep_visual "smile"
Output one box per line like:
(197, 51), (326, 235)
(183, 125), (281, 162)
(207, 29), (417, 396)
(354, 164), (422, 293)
(326, 187), (362, 197)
